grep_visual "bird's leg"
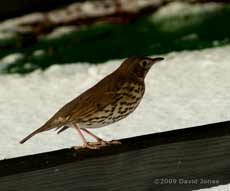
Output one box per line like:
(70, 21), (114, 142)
(80, 128), (109, 146)
(81, 128), (121, 146)
(72, 123), (100, 150)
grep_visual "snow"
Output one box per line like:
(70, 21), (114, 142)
(195, 184), (230, 191)
(0, 45), (230, 160)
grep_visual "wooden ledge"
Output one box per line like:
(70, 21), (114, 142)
(1, 121), (230, 190)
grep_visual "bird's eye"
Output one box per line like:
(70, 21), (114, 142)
(140, 60), (148, 68)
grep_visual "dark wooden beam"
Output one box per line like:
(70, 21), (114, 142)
(0, 121), (230, 190)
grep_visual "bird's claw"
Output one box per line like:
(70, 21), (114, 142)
(109, 140), (121, 145)
(88, 140), (109, 146)
(72, 140), (121, 150)
(88, 139), (121, 146)
(72, 142), (100, 150)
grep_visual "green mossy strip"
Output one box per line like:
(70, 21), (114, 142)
(0, 3), (230, 74)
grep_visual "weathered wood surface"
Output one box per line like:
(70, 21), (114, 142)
(0, 121), (230, 191)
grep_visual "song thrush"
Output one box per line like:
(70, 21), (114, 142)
(20, 56), (164, 149)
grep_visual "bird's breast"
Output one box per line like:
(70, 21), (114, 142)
(78, 82), (145, 128)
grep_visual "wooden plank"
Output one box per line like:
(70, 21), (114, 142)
(0, 121), (230, 191)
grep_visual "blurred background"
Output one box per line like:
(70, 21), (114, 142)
(0, 0), (230, 73)
(1, 0), (230, 161)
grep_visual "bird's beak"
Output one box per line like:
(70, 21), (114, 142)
(151, 57), (164, 62)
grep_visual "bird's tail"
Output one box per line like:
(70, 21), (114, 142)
(19, 121), (52, 144)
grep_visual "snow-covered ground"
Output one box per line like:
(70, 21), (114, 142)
(0, 45), (230, 160)
(195, 184), (230, 191)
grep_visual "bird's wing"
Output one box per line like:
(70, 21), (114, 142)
(50, 73), (126, 123)
(67, 82), (123, 122)
(20, 74), (126, 143)
(20, 83), (117, 144)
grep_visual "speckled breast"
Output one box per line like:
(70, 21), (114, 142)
(78, 82), (145, 128)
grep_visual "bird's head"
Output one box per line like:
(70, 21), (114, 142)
(117, 56), (164, 80)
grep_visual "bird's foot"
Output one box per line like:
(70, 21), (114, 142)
(109, 140), (121, 145)
(88, 139), (121, 146)
(88, 139), (109, 147)
(72, 142), (101, 150)
(72, 140), (122, 150)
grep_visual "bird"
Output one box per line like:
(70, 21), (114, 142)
(20, 56), (164, 149)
